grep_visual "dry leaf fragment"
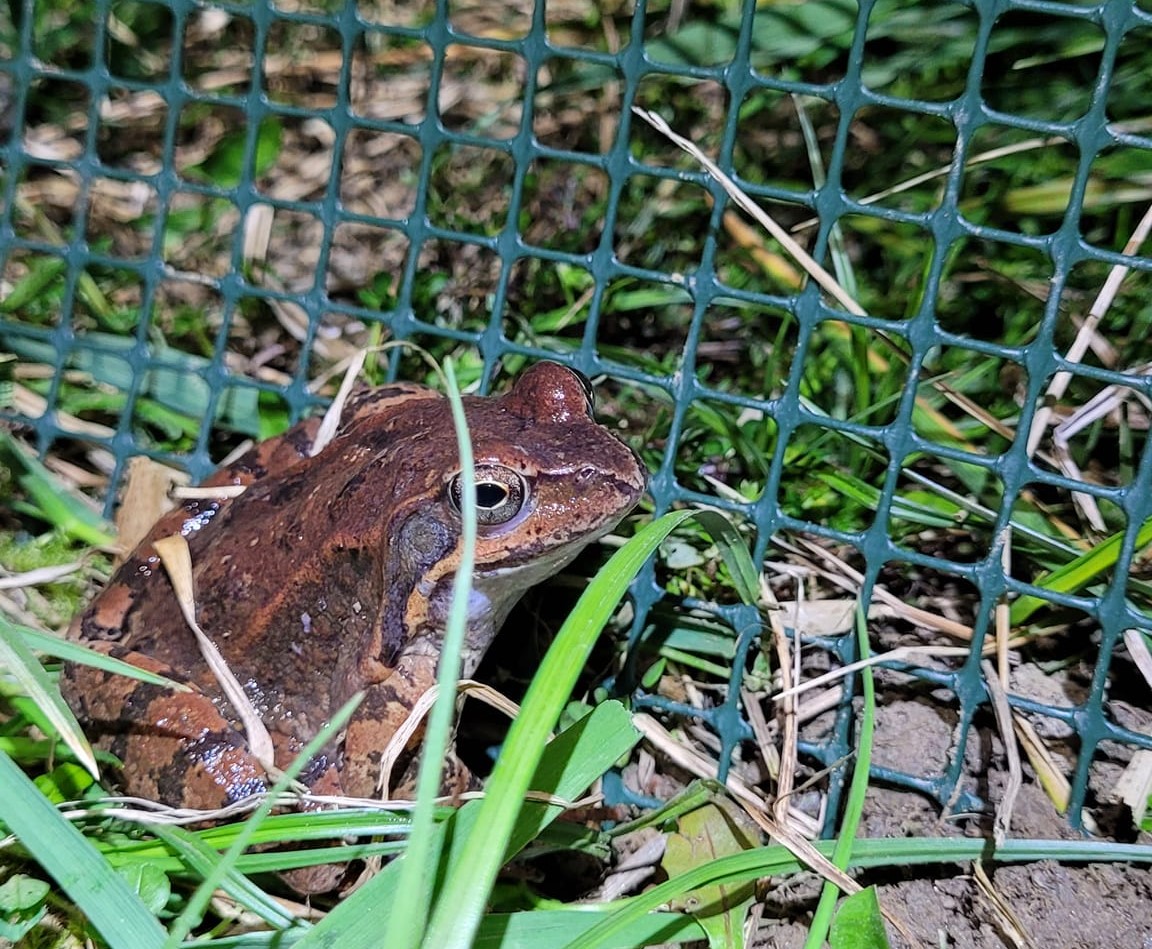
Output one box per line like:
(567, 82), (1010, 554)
(153, 534), (276, 773)
(116, 457), (186, 559)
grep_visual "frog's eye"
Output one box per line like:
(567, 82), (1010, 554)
(448, 465), (528, 526)
(571, 368), (596, 413)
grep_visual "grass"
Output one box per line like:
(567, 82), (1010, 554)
(3, 0), (1152, 944)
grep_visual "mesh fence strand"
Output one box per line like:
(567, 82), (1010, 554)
(2, 0), (1152, 831)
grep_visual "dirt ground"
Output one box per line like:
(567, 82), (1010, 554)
(750, 695), (1152, 948)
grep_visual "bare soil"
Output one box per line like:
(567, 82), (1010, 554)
(752, 695), (1152, 949)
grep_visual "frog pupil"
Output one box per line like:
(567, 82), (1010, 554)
(476, 481), (509, 509)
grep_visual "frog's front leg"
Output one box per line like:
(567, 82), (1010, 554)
(340, 651), (476, 802)
(62, 646), (270, 809)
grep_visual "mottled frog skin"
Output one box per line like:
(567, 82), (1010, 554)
(61, 362), (645, 867)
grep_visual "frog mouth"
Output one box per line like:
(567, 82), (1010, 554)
(497, 507), (633, 578)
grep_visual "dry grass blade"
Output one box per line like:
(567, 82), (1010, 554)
(761, 575), (803, 836)
(770, 645), (972, 703)
(1051, 364), (1152, 446)
(1012, 715), (1070, 815)
(632, 107), (862, 316)
(740, 685), (780, 783)
(243, 203), (275, 264)
(313, 349), (368, 455)
(1114, 745), (1152, 826)
(722, 212), (804, 289)
(785, 536), (980, 642)
(981, 661), (1022, 848)
(376, 679), (521, 798)
(1122, 627), (1152, 692)
(750, 578), (923, 941)
(784, 535), (1035, 651)
(174, 485), (249, 500)
(44, 453), (111, 490)
(1049, 363), (1152, 531)
(1026, 202), (1152, 456)
(635, 109), (1152, 559)
(973, 861), (1037, 949)
(13, 383), (116, 439)
(792, 135), (1067, 234)
(633, 713), (848, 881)
(57, 795), (272, 826)
(210, 891), (326, 926)
(0, 563), (81, 589)
(153, 534), (277, 772)
(996, 539), (1012, 683)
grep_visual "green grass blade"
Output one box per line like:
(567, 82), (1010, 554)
(470, 907), (705, 947)
(384, 357), (476, 949)
(566, 837), (1152, 948)
(422, 514), (691, 949)
(0, 430), (116, 547)
(0, 616), (98, 778)
(829, 887), (889, 949)
(422, 508), (753, 949)
(818, 463), (1087, 560)
(458, 698), (641, 857)
(8, 618), (189, 690)
(819, 470), (958, 529)
(183, 838), (1152, 949)
(687, 509), (760, 604)
(794, 94), (858, 301)
(0, 255), (68, 313)
(805, 605), (877, 948)
(295, 699), (640, 949)
(189, 907), (704, 948)
(1011, 514), (1152, 626)
(148, 825), (299, 930)
(0, 750), (167, 949)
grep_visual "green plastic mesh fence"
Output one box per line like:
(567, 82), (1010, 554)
(3, 0), (1152, 833)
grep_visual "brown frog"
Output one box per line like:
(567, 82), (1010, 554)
(61, 361), (645, 879)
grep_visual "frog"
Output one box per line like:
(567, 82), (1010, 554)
(60, 361), (646, 888)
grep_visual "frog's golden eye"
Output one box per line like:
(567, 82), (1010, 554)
(448, 466), (528, 526)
